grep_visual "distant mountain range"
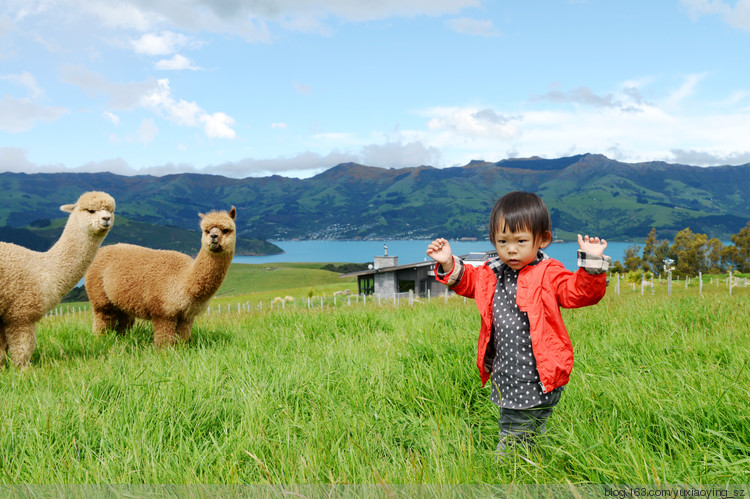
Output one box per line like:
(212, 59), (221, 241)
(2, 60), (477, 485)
(1, 153), (749, 246)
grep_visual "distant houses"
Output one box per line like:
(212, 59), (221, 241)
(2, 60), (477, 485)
(341, 245), (497, 298)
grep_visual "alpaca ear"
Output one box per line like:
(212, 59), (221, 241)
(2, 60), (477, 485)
(60, 204), (76, 213)
(229, 206), (236, 220)
(198, 213), (205, 219)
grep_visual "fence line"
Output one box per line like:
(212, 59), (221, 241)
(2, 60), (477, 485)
(44, 274), (749, 320)
(612, 272), (749, 297)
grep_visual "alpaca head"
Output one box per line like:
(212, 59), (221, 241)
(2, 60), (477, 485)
(60, 191), (116, 237)
(199, 206), (236, 255)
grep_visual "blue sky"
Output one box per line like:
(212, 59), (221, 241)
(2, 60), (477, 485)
(2, 0), (750, 178)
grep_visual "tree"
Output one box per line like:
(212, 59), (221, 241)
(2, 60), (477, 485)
(622, 243), (644, 272)
(653, 240), (673, 276)
(641, 228), (657, 273)
(671, 227), (708, 276)
(611, 260), (625, 274)
(705, 237), (726, 273)
(724, 221), (750, 272)
(641, 227), (674, 275)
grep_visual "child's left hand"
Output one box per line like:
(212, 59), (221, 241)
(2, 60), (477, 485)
(577, 234), (607, 257)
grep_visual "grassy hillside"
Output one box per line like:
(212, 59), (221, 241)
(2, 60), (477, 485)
(213, 262), (359, 302)
(13, 216), (282, 256)
(61, 262), (360, 304)
(2, 154), (749, 242)
(2, 271), (748, 484)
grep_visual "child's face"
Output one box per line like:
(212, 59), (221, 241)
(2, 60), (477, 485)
(493, 221), (550, 271)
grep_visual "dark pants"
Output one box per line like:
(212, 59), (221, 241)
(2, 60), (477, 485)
(496, 391), (560, 460)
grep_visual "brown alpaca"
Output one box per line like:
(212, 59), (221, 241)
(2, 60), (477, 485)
(85, 207), (236, 347)
(0, 191), (116, 368)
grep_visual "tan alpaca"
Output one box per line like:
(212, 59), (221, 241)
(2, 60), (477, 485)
(85, 207), (237, 347)
(0, 191), (116, 368)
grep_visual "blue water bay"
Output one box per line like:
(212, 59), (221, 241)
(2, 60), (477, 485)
(234, 240), (632, 271)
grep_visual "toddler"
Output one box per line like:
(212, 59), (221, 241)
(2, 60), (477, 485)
(426, 191), (610, 458)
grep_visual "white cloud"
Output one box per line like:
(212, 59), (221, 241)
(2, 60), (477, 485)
(1, 71), (44, 100)
(0, 147), (36, 172)
(719, 90), (750, 107)
(5, 0), (481, 45)
(141, 79), (201, 125)
(60, 65), (156, 110)
(81, 1), (155, 31)
(532, 84), (622, 108)
(0, 15), (13, 36)
(0, 71), (68, 132)
(425, 106), (522, 139)
(360, 141), (442, 168)
(409, 87), (750, 168)
(279, 0), (482, 23)
(663, 73), (708, 107)
(681, 0), (729, 17)
(209, 151), (351, 177)
(681, 0), (750, 31)
(271, 122), (288, 129)
(130, 31), (191, 56)
(447, 17), (499, 37)
(0, 143), (428, 177)
(155, 54), (200, 70)
(670, 148), (750, 166)
(103, 111), (120, 125)
(142, 78), (236, 138)
(200, 112), (236, 139)
(61, 68), (236, 139)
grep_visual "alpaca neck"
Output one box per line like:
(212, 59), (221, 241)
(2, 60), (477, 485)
(185, 249), (234, 301)
(42, 220), (106, 302)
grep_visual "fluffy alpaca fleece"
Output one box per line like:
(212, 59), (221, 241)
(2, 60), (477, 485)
(0, 191), (116, 368)
(85, 207), (237, 347)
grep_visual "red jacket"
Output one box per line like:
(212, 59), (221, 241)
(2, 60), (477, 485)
(435, 256), (607, 391)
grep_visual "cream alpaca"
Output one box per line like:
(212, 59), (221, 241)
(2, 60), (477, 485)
(85, 207), (237, 347)
(0, 191), (116, 368)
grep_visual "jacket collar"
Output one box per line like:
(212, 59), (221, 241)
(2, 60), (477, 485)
(485, 250), (550, 277)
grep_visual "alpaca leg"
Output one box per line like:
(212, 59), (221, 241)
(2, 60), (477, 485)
(93, 306), (132, 335)
(152, 317), (178, 348)
(113, 312), (135, 335)
(176, 319), (194, 342)
(92, 306), (113, 336)
(5, 322), (37, 369)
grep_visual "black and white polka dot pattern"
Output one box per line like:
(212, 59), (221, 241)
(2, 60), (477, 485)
(489, 257), (562, 409)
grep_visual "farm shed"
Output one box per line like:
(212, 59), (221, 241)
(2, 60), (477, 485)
(341, 247), (497, 298)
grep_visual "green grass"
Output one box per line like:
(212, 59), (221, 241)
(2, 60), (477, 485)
(1, 271), (748, 484)
(213, 262), (358, 303)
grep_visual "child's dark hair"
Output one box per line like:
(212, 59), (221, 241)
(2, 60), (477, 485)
(489, 191), (551, 242)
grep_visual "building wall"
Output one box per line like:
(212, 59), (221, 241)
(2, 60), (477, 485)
(374, 256), (398, 269)
(374, 272), (398, 297)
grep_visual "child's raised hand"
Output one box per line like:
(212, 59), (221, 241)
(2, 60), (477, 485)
(426, 238), (454, 271)
(577, 234), (607, 257)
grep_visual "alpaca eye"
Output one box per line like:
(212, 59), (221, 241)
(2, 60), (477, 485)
(87, 209), (95, 213)
(222, 229), (230, 234)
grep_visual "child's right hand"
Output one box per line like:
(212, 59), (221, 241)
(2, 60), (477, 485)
(426, 238), (454, 272)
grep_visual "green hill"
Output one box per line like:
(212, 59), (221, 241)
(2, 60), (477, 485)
(1, 153), (748, 241)
(2, 216), (281, 256)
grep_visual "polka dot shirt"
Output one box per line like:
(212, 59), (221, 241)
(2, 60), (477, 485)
(489, 256), (563, 409)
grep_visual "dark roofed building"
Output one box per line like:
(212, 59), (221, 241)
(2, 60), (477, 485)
(342, 246), (497, 298)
